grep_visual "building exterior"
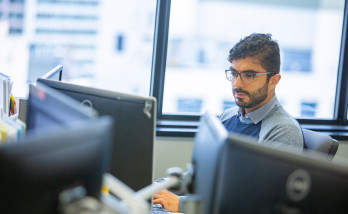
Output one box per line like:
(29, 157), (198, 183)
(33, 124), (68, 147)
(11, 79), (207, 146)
(24, 0), (100, 84)
(0, 0), (25, 35)
(0, 0), (344, 119)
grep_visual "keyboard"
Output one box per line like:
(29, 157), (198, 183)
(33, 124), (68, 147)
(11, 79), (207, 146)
(149, 204), (170, 214)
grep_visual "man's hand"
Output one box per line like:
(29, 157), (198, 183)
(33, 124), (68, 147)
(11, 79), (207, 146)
(153, 189), (180, 212)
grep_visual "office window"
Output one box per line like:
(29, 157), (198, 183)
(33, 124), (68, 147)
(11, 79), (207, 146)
(9, 13), (24, 19)
(36, 13), (98, 20)
(116, 34), (124, 52)
(198, 49), (206, 64)
(33, 44), (96, 50)
(9, 28), (22, 34)
(1, 0), (156, 98)
(37, 0), (99, 5)
(282, 49), (312, 72)
(161, 0), (345, 120)
(35, 29), (97, 35)
(177, 98), (202, 113)
(301, 102), (317, 117)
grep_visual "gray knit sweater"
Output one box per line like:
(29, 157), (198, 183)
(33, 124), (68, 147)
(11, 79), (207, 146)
(219, 95), (303, 151)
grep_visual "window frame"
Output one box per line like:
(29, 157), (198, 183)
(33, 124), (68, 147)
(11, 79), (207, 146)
(150, 0), (348, 140)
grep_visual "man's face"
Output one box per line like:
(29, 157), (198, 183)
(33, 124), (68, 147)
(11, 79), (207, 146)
(230, 57), (272, 113)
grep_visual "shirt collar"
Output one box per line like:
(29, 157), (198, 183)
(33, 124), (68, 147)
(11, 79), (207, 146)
(238, 95), (279, 124)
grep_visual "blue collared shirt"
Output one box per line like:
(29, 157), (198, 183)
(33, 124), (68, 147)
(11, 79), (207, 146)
(241, 95), (277, 124)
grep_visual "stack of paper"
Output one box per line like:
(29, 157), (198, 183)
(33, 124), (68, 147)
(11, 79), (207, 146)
(0, 73), (25, 144)
(0, 73), (12, 119)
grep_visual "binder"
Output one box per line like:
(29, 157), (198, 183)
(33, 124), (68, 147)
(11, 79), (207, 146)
(0, 123), (7, 144)
(0, 117), (26, 144)
(0, 72), (25, 144)
(0, 119), (17, 144)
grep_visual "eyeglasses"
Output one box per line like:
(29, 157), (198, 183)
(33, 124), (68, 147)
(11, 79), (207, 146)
(225, 69), (274, 83)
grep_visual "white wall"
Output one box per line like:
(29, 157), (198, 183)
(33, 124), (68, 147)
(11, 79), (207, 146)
(153, 137), (194, 180)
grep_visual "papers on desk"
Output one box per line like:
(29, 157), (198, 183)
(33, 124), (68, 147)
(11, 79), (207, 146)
(0, 73), (25, 144)
(0, 72), (13, 118)
(0, 116), (26, 144)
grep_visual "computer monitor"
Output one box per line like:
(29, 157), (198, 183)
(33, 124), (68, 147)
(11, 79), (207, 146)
(188, 112), (228, 214)
(37, 78), (157, 191)
(19, 65), (63, 123)
(40, 64), (63, 81)
(191, 113), (348, 214)
(26, 83), (97, 134)
(0, 116), (114, 214)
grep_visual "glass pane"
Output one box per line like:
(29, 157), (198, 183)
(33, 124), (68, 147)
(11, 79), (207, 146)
(163, 0), (345, 119)
(0, 0), (156, 97)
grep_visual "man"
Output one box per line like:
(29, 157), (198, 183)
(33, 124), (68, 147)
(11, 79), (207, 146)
(153, 33), (304, 213)
(220, 33), (303, 151)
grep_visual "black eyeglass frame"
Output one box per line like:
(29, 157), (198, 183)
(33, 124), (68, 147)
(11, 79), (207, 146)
(225, 69), (275, 83)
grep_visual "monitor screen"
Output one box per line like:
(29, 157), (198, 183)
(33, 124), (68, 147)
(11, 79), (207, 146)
(0, 116), (114, 214)
(40, 64), (63, 81)
(191, 113), (348, 214)
(26, 83), (97, 134)
(37, 78), (157, 191)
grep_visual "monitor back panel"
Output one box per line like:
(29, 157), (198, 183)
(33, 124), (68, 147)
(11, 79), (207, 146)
(37, 78), (156, 191)
(191, 112), (228, 214)
(213, 135), (348, 214)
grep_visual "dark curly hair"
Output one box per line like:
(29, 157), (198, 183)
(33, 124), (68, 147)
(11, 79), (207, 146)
(228, 33), (280, 75)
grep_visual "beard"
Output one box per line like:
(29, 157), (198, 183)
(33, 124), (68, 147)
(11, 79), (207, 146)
(233, 81), (269, 109)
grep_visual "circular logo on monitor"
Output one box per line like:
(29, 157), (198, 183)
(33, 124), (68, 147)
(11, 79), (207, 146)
(81, 99), (93, 109)
(286, 169), (311, 201)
